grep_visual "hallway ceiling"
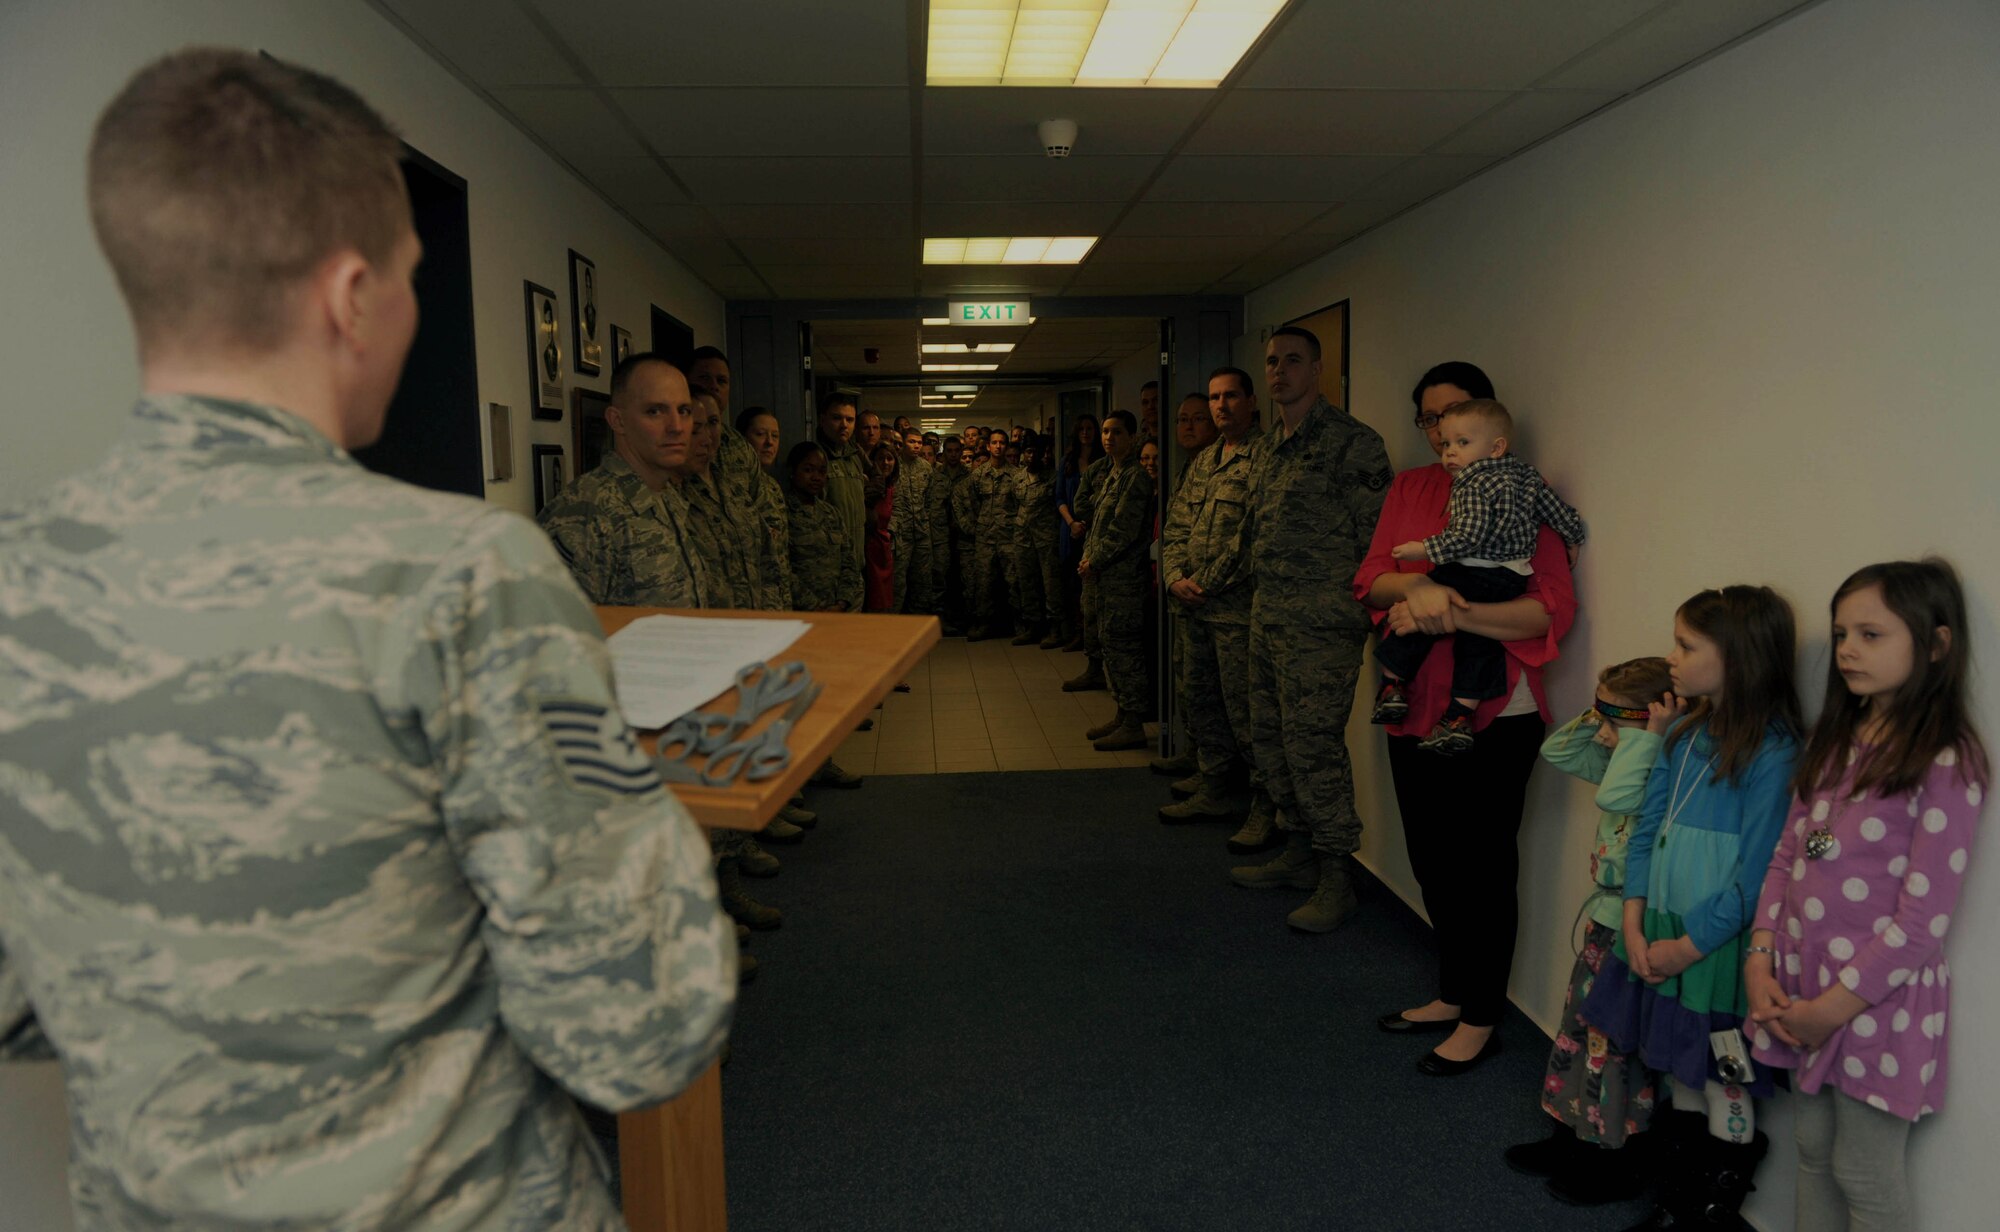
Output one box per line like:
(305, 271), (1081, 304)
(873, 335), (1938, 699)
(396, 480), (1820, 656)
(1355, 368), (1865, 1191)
(810, 316), (1158, 421)
(370, 0), (1812, 302)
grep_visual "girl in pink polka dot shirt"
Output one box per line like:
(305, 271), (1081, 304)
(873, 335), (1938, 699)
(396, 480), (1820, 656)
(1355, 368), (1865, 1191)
(1747, 559), (1988, 1231)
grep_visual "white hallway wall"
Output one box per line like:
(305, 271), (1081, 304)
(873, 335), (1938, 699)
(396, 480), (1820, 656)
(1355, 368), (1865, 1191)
(1238, 0), (1998, 1228)
(0, 1), (720, 1226)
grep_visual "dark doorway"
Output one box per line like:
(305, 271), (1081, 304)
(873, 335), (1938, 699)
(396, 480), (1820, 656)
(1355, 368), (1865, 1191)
(352, 146), (481, 496)
(650, 305), (695, 370)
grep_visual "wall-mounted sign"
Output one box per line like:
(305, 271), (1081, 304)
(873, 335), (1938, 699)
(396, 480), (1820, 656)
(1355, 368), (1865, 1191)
(947, 300), (1031, 325)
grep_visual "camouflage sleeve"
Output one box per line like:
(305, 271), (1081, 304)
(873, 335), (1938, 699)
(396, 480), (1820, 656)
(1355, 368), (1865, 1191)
(1217, 452), (1262, 589)
(1, 940), (54, 1061)
(835, 516), (863, 612)
(1071, 460), (1098, 524)
(403, 512), (733, 1111)
(1341, 429), (1395, 561)
(1158, 457), (1199, 582)
(1092, 469), (1156, 568)
(535, 496), (620, 607)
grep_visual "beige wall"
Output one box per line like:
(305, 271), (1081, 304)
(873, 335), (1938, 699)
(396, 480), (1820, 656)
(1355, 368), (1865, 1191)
(1238, 1), (1998, 1228)
(0, 1), (722, 1225)
(0, 0), (722, 518)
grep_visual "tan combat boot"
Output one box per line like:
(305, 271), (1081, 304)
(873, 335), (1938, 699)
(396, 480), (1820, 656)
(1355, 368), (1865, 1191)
(1226, 796), (1283, 854)
(1092, 715), (1148, 751)
(1287, 856), (1360, 933)
(1228, 828), (1317, 889)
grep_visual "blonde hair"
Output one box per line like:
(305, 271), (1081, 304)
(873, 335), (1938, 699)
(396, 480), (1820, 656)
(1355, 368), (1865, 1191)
(88, 49), (409, 356)
(1440, 398), (1514, 437)
(1598, 656), (1671, 706)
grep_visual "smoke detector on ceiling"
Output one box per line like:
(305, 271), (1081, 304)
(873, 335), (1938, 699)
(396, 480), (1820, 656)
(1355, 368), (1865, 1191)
(1038, 119), (1078, 159)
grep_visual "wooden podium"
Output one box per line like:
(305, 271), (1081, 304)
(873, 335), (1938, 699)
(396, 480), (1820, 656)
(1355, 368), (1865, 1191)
(594, 607), (940, 1231)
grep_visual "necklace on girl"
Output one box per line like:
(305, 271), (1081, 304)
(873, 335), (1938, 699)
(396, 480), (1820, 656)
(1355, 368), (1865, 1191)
(1657, 736), (1719, 851)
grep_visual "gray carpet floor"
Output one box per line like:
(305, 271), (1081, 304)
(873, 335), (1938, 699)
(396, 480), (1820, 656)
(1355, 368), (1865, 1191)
(719, 768), (1646, 1231)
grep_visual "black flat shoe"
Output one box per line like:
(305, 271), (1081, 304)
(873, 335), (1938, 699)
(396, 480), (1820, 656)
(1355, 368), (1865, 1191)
(1376, 1010), (1461, 1035)
(1416, 1033), (1501, 1077)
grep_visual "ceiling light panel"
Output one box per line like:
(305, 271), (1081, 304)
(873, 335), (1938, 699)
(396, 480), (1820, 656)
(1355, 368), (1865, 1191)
(923, 236), (1098, 264)
(921, 343), (1016, 352)
(926, 1), (1282, 88)
(923, 363), (1002, 371)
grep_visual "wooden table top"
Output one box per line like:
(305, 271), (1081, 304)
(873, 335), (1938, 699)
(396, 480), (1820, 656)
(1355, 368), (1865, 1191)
(593, 607), (940, 831)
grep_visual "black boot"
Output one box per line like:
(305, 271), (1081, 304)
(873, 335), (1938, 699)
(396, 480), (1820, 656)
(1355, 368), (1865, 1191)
(1503, 1121), (1580, 1178)
(1622, 1122), (1766, 1231)
(1546, 1132), (1653, 1205)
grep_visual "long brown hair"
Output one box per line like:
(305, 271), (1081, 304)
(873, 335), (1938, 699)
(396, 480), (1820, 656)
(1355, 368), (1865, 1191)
(1793, 558), (1990, 799)
(1665, 585), (1803, 784)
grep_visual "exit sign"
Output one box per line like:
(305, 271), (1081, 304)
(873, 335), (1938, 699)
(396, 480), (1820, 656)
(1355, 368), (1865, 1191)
(948, 300), (1031, 325)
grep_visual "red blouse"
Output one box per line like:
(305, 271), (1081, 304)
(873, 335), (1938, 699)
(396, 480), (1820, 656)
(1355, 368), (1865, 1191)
(863, 484), (895, 612)
(1351, 463), (1576, 737)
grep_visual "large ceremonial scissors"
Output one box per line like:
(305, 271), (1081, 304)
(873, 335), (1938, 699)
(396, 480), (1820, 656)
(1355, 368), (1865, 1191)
(657, 660), (818, 787)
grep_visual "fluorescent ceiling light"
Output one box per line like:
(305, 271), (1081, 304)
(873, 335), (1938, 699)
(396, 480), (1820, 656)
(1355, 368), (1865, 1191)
(926, 1), (1283, 88)
(934, 384), (982, 392)
(924, 236), (1097, 265)
(922, 317), (952, 326)
(921, 342), (1015, 353)
(923, 363), (1002, 371)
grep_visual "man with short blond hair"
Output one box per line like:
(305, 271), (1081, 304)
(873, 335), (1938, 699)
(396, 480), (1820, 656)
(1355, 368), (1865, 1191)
(0, 50), (730, 1231)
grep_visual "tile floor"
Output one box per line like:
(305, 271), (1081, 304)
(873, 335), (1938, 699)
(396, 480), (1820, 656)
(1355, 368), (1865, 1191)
(830, 636), (1160, 776)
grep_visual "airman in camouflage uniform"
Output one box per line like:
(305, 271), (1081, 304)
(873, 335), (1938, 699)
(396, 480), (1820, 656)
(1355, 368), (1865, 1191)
(1011, 441), (1062, 644)
(786, 488), (861, 612)
(922, 435), (958, 619)
(966, 434), (1018, 639)
(948, 447), (979, 625)
(892, 431), (934, 614)
(539, 450), (710, 608)
(748, 465), (793, 610)
(0, 53), (734, 1228)
(1078, 413), (1156, 749)
(1160, 373), (1265, 836)
(1227, 331), (1394, 934)
(1062, 452), (1113, 690)
(679, 396), (759, 610)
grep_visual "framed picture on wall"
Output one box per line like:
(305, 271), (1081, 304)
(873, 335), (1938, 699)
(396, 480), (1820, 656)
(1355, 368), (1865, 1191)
(524, 280), (564, 420)
(530, 444), (566, 514)
(571, 387), (611, 479)
(569, 249), (602, 377)
(609, 324), (633, 367)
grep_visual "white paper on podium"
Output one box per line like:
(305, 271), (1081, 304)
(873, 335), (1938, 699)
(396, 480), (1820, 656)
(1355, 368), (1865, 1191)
(605, 615), (812, 729)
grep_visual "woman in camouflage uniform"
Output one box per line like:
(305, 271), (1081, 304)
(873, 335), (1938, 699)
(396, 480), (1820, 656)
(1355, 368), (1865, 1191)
(967, 429), (1017, 640)
(736, 407), (792, 610)
(785, 442), (860, 612)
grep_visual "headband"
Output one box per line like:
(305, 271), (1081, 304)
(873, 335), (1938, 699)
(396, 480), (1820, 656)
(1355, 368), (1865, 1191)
(1594, 698), (1649, 722)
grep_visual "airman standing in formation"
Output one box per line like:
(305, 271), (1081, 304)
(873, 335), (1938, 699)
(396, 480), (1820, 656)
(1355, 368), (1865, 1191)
(1226, 328), (1395, 934)
(1078, 411), (1156, 751)
(1012, 434), (1064, 646)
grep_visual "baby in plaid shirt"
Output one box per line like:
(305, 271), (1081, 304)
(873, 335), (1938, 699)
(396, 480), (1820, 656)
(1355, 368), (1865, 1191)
(1372, 399), (1586, 754)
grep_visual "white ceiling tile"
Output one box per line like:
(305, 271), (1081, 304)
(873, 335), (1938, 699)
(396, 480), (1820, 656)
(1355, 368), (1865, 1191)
(737, 238), (914, 266)
(1540, 0), (1813, 92)
(1113, 201), (1327, 237)
(488, 87), (650, 162)
(613, 88), (910, 156)
(670, 157), (912, 204)
(922, 88), (1211, 156)
(1185, 90), (1504, 155)
(580, 157), (690, 206)
(920, 269), (1075, 296)
(921, 202), (1125, 235)
(702, 266), (775, 299)
(629, 204), (725, 242)
(718, 204), (915, 239)
(528, 0), (910, 86)
(1430, 90), (1622, 156)
(1238, 0), (1658, 90)
(376, 0), (580, 86)
(924, 156), (1162, 204)
(1087, 235), (1268, 265)
(1146, 155), (1402, 202)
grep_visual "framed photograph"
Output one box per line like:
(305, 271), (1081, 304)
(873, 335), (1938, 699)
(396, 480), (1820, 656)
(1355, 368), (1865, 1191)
(531, 444), (566, 514)
(569, 249), (602, 376)
(571, 387), (612, 479)
(524, 281), (564, 420)
(486, 403), (514, 482)
(609, 324), (633, 367)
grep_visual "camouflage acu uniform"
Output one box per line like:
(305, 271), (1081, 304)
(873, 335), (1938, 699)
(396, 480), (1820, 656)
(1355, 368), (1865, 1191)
(948, 462), (978, 618)
(894, 456), (933, 613)
(926, 459), (960, 612)
(748, 467), (793, 611)
(1227, 398), (1392, 857)
(0, 395), (733, 1231)
(538, 450), (708, 607)
(969, 463), (1018, 632)
(681, 472), (758, 609)
(715, 428), (788, 611)
(887, 473), (928, 614)
(1012, 466), (1061, 627)
(1080, 458), (1156, 717)
(816, 436), (867, 576)
(1161, 427), (1263, 799)
(1071, 455), (1111, 658)
(786, 490), (861, 612)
